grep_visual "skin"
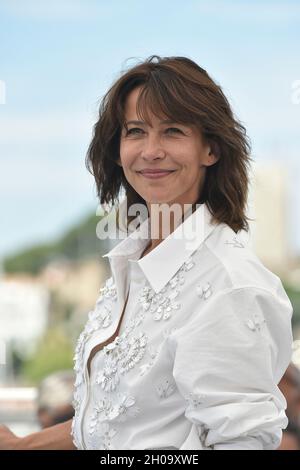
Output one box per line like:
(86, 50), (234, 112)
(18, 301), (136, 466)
(278, 364), (300, 421)
(0, 420), (75, 450)
(277, 431), (300, 450)
(118, 86), (219, 255)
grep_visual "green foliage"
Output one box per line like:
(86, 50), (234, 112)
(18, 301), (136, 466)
(3, 243), (58, 274)
(3, 211), (110, 274)
(21, 328), (74, 385)
(284, 283), (300, 327)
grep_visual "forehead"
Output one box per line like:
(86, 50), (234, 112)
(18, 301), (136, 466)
(123, 86), (169, 122)
(124, 87), (141, 112)
(121, 86), (201, 136)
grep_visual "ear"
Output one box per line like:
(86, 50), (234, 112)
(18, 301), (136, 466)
(206, 141), (220, 167)
(116, 157), (122, 167)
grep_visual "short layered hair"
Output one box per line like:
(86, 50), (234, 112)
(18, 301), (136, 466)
(86, 55), (252, 232)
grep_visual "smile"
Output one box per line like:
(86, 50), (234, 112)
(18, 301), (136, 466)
(137, 170), (176, 179)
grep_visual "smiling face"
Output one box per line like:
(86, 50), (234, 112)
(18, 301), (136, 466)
(118, 86), (219, 209)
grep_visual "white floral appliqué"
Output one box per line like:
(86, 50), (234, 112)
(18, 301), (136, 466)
(156, 378), (176, 399)
(95, 332), (148, 392)
(89, 422), (117, 450)
(185, 392), (206, 408)
(245, 312), (266, 332)
(73, 277), (117, 387)
(225, 237), (245, 248)
(139, 346), (158, 376)
(89, 393), (140, 434)
(138, 256), (195, 321)
(197, 282), (212, 300)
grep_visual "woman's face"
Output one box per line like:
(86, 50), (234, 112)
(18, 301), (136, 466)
(118, 86), (218, 207)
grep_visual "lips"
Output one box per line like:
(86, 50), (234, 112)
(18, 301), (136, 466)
(138, 169), (176, 174)
(137, 169), (176, 179)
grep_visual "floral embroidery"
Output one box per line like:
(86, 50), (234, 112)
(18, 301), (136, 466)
(138, 256), (195, 321)
(86, 304), (112, 334)
(95, 332), (148, 392)
(133, 309), (145, 327)
(88, 393), (139, 432)
(138, 285), (181, 321)
(169, 272), (185, 289)
(110, 394), (140, 422)
(139, 346), (158, 376)
(71, 416), (81, 449)
(72, 388), (81, 413)
(96, 353), (120, 392)
(156, 378), (176, 399)
(225, 237), (244, 248)
(72, 253), (199, 449)
(185, 392), (206, 408)
(89, 398), (115, 434)
(121, 332), (148, 373)
(197, 282), (212, 300)
(182, 258), (195, 271)
(245, 313), (266, 332)
(162, 327), (178, 338)
(71, 276), (118, 448)
(98, 276), (117, 301)
(73, 277), (117, 387)
(89, 422), (117, 450)
(88, 394), (140, 449)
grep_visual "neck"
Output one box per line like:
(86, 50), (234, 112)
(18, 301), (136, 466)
(144, 201), (197, 254)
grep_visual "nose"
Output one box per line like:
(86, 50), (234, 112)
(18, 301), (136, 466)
(140, 133), (166, 161)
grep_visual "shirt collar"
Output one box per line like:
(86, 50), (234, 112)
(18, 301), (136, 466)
(102, 203), (217, 294)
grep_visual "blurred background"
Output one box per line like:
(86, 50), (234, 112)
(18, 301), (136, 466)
(0, 0), (300, 449)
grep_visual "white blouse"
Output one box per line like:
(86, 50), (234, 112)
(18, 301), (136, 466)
(71, 203), (293, 450)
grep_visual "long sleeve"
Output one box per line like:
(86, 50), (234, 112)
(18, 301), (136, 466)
(168, 286), (293, 450)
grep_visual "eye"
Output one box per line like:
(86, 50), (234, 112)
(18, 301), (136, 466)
(166, 127), (182, 133)
(125, 127), (183, 136)
(126, 127), (143, 135)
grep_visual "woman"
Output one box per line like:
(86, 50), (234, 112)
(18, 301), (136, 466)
(0, 55), (293, 450)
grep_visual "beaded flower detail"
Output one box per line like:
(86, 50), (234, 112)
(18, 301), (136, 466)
(196, 282), (212, 300)
(139, 345), (158, 376)
(156, 377), (176, 399)
(138, 257), (195, 321)
(89, 422), (117, 450)
(89, 393), (140, 436)
(185, 392), (206, 408)
(225, 237), (245, 249)
(245, 312), (266, 332)
(95, 331), (148, 392)
(71, 416), (81, 449)
(73, 277), (117, 385)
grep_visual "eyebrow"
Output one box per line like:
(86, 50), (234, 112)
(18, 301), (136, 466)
(125, 120), (181, 126)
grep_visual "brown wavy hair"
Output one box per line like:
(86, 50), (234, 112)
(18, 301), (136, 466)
(86, 55), (252, 232)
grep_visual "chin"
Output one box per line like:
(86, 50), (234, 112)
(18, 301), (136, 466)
(145, 199), (177, 206)
(139, 189), (182, 205)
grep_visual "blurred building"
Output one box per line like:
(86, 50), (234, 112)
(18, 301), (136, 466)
(0, 279), (49, 384)
(249, 162), (291, 276)
(0, 387), (40, 437)
(39, 257), (109, 313)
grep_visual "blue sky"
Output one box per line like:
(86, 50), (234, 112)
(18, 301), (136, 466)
(0, 0), (300, 258)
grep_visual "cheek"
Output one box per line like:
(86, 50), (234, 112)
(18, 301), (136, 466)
(119, 144), (136, 168)
(179, 154), (202, 173)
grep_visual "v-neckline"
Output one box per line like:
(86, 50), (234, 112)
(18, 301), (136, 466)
(87, 289), (130, 377)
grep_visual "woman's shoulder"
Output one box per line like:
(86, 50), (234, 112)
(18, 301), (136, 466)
(202, 222), (283, 296)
